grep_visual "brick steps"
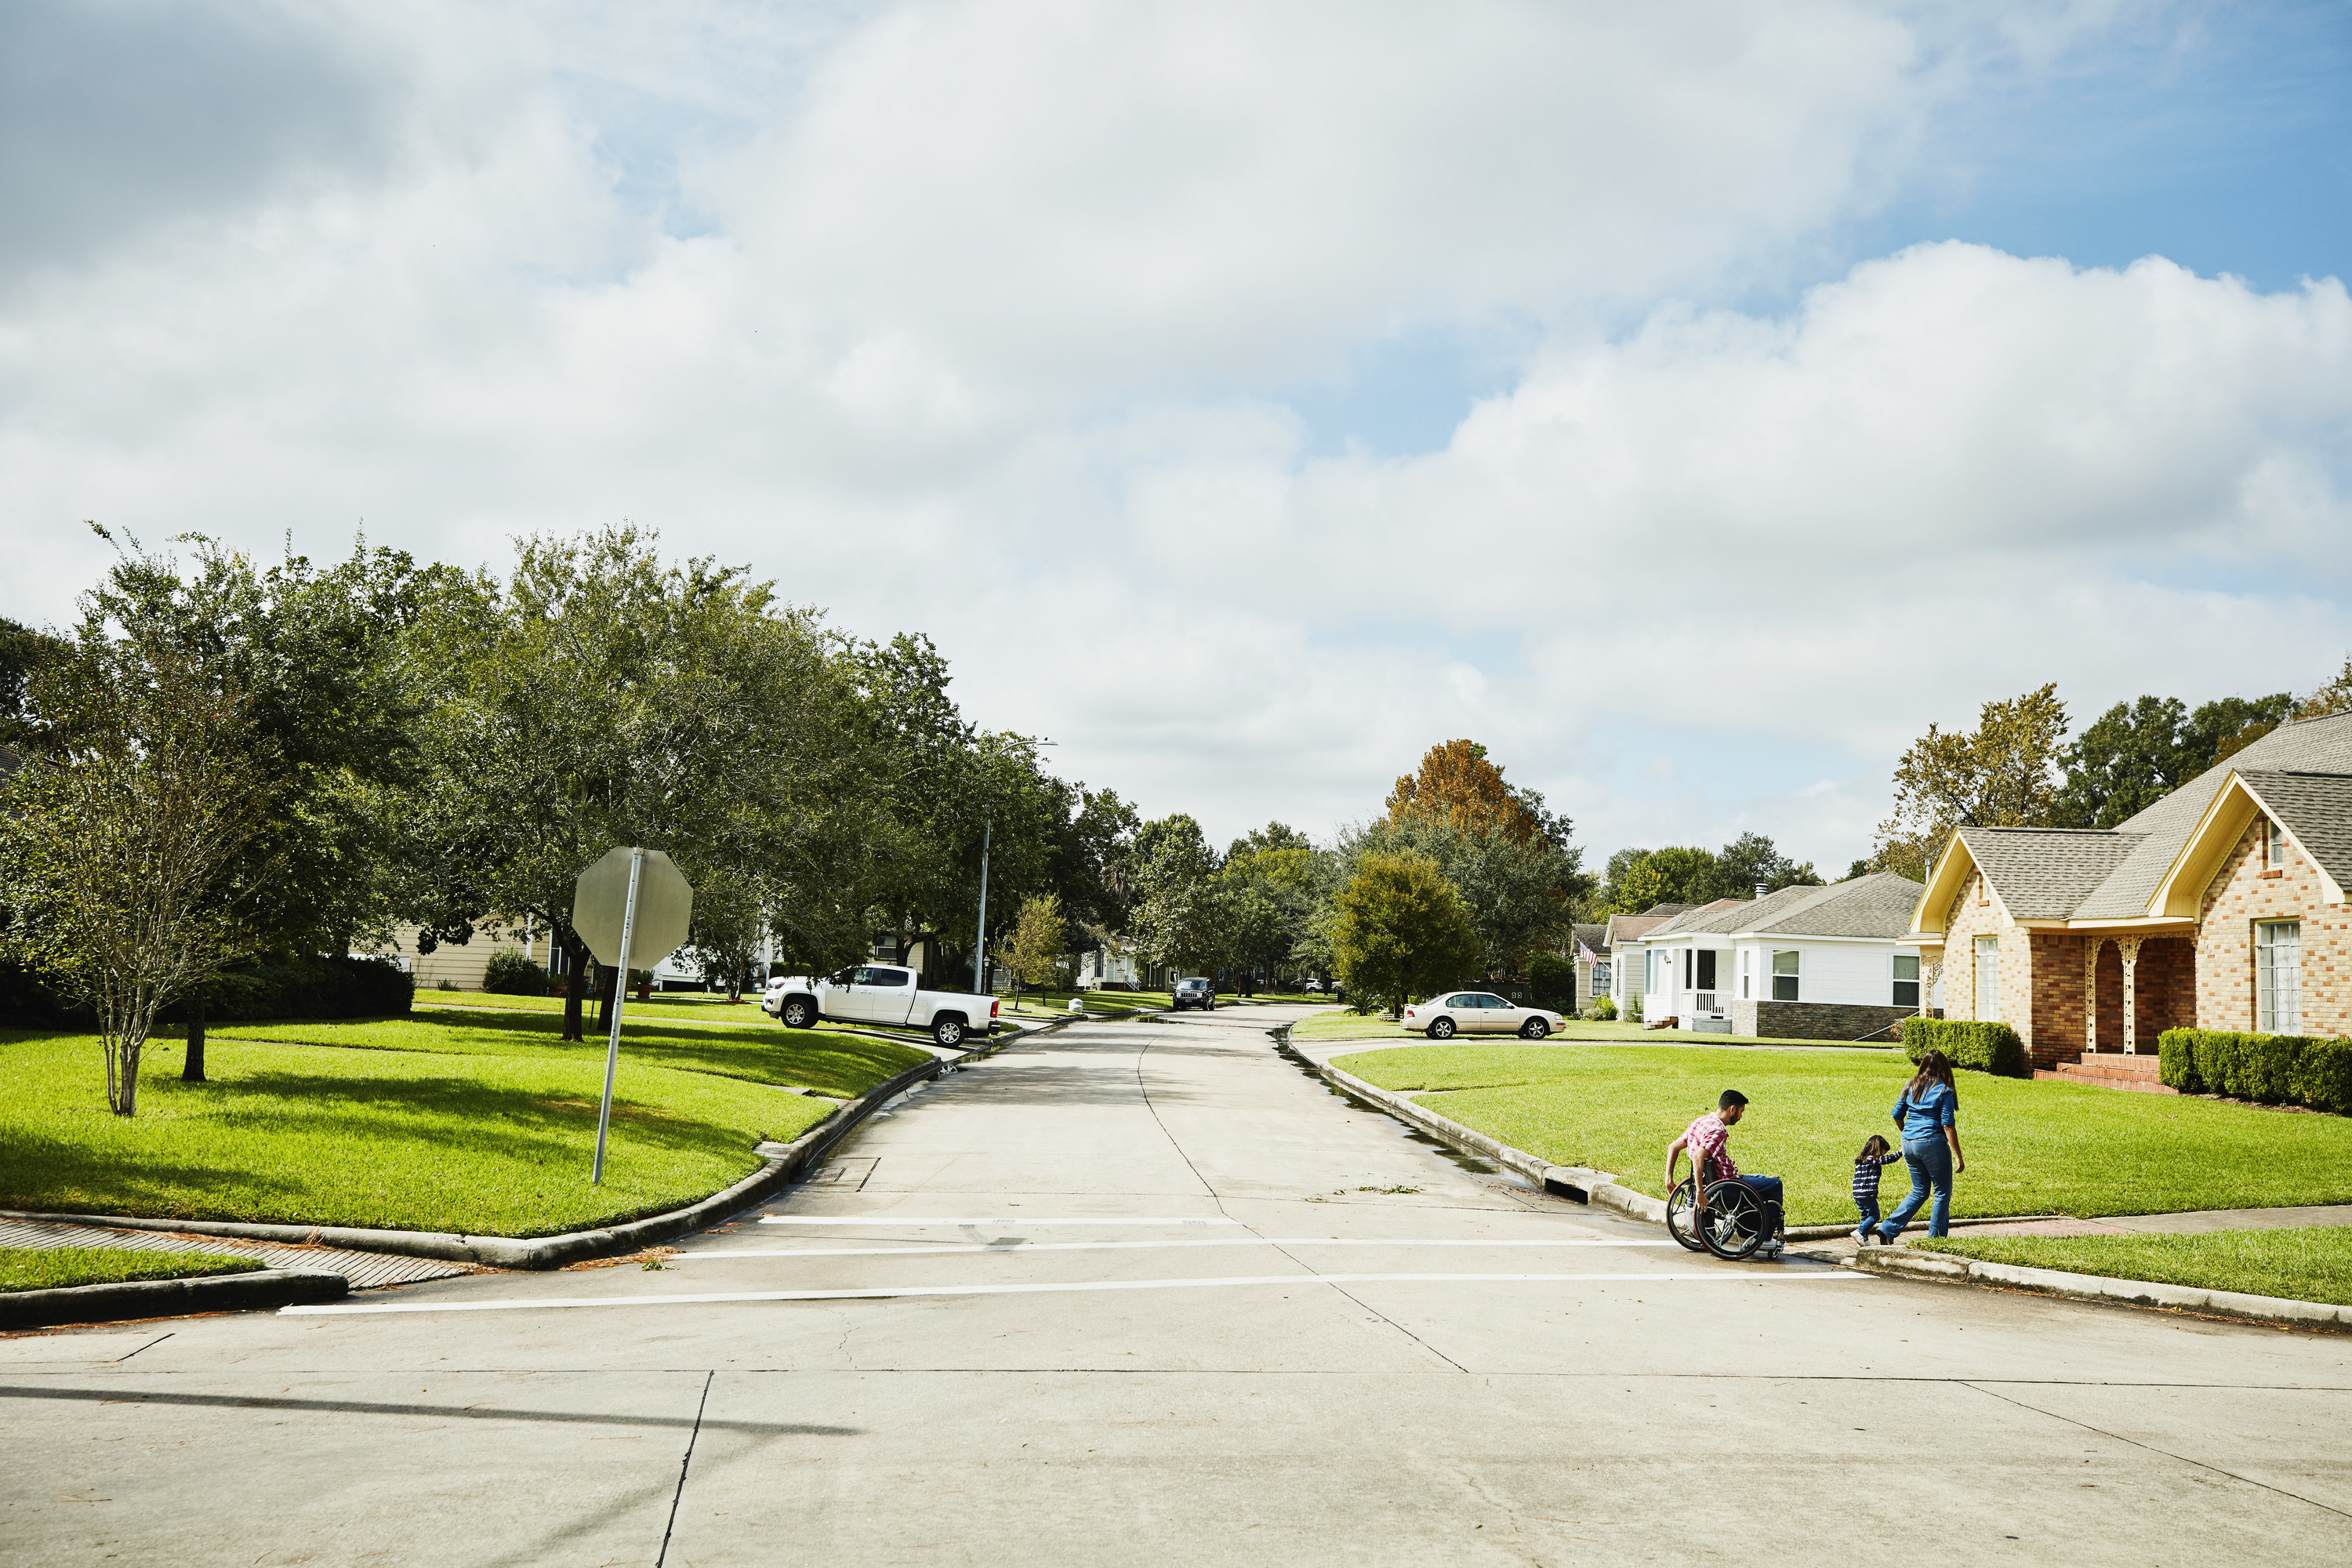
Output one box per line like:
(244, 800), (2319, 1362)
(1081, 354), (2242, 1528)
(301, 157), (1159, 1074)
(2034, 1053), (2177, 1094)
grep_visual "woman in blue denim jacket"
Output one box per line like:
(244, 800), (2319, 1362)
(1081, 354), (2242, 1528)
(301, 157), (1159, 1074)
(1870, 1048), (1967, 1243)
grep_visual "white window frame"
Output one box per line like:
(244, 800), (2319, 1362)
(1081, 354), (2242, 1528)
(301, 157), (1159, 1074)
(1974, 935), (1999, 1022)
(2267, 820), (2288, 869)
(1893, 953), (1922, 1008)
(2256, 920), (2301, 1034)
(1740, 949), (1752, 1000)
(1770, 949), (1799, 1002)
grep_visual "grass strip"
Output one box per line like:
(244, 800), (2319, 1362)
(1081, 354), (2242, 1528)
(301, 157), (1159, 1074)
(1915, 1228), (2352, 1308)
(203, 1009), (929, 1100)
(0, 1245), (268, 1294)
(1332, 1041), (2352, 1226)
(0, 1030), (845, 1236)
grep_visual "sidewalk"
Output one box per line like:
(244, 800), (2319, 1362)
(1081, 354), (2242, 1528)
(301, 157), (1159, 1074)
(0, 1215), (479, 1290)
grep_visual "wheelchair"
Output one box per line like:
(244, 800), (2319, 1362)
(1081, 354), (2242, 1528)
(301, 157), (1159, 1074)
(1666, 1176), (1782, 1261)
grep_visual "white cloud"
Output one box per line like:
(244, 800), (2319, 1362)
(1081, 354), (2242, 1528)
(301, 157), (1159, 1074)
(0, 2), (2344, 874)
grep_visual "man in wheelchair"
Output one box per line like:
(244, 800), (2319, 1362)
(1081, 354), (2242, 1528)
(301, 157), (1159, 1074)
(1663, 1090), (1785, 1260)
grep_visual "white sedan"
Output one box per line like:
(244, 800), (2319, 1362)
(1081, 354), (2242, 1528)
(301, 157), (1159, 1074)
(1401, 990), (1565, 1040)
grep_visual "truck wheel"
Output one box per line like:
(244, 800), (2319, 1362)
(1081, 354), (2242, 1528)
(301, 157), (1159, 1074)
(781, 996), (816, 1029)
(932, 1014), (967, 1049)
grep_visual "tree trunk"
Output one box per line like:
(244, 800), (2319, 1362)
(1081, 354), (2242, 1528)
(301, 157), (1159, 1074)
(182, 996), (207, 1083)
(557, 925), (592, 1042)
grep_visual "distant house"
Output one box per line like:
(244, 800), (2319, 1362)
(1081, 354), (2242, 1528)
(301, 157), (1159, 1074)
(1617, 875), (1930, 1040)
(1602, 904), (1695, 1012)
(1570, 923), (1610, 1013)
(1079, 941), (1143, 989)
(1911, 710), (2352, 1067)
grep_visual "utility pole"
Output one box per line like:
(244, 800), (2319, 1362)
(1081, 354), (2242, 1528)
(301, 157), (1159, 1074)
(972, 813), (993, 996)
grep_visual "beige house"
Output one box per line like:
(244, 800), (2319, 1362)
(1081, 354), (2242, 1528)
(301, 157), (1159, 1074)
(1911, 711), (2351, 1069)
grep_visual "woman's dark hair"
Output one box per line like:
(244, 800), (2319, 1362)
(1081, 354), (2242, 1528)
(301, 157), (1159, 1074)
(1857, 1134), (1891, 1162)
(1906, 1048), (1956, 1102)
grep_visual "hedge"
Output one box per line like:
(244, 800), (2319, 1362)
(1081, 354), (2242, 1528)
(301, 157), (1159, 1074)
(1526, 953), (1575, 1012)
(2159, 1029), (2352, 1114)
(484, 950), (553, 996)
(1901, 1016), (2027, 1077)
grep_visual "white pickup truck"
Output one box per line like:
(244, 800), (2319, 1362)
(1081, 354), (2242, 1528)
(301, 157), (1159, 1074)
(761, 963), (1000, 1049)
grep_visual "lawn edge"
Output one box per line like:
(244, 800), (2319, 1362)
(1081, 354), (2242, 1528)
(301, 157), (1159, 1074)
(0, 1267), (348, 1331)
(0, 1029), (1037, 1271)
(1851, 1245), (2352, 1330)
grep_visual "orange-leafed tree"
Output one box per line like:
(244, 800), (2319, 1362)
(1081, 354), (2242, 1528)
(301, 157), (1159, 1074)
(1385, 740), (1544, 844)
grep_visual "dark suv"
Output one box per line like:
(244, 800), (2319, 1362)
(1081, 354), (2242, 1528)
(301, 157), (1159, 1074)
(1171, 976), (1216, 1011)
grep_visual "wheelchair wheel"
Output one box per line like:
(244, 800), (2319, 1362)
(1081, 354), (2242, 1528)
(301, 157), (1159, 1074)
(1664, 1178), (1706, 1252)
(1695, 1178), (1769, 1261)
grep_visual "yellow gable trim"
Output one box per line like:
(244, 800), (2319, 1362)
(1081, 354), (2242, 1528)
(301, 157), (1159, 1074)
(1912, 833), (1977, 936)
(2149, 774), (2267, 920)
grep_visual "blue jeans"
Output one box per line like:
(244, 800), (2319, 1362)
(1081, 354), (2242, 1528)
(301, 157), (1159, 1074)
(1880, 1137), (1952, 1240)
(1854, 1196), (1881, 1234)
(1732, 1175), (1784, 1236)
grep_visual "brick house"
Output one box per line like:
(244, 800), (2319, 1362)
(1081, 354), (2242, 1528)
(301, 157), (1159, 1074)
(1910, 711), (2352, 1069)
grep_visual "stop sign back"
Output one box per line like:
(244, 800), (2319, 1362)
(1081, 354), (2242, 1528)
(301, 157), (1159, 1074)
(572, 847), (695, 969)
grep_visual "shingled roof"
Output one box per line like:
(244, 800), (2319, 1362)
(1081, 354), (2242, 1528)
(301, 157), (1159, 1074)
(1640, 873), (1924, 940)
(1947, 710), (2352, 924)
(2238, 770), (2352, 898)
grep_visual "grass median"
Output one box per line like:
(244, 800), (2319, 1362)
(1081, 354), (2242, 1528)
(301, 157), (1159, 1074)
(1915, 1228), (2352, 1308)
(1331, 1040), (2352, 1227)
(0, 1246), (269, 1294)
(2, 1016), (933, 1236)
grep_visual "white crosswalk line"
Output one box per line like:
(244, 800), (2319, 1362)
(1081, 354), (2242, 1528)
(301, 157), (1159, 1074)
(755, 1215), (1240, 1226)
(284, 1270), (1864, 1315)
(680, 1237), (1682, 1258)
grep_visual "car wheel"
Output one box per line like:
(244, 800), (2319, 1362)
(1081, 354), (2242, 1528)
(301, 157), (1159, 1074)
(1519, 1018), (1550, 1040)
(781, 997), (815, 1029)
(933, 1014), (967, 1049)
(1428, 1017), (1456, 1040)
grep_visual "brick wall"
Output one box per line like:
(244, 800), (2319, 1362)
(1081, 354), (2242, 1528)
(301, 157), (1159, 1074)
(1730, 1000), (1924, 1042)
(2198, 820), (2350, 1036)
(2026, 931), (2085, 1070)
(1941, 869), (2043, 1053)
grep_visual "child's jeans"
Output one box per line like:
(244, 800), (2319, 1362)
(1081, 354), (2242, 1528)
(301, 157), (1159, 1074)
(1854, 1197), (1881, 1236)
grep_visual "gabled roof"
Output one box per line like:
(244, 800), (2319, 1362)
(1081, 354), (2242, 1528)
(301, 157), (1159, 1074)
(1640, 873), (1923, 940)
(1572, 923), (1610, 956)
(1915, 710), (2352, 931)
(2238, 771), (2352, 899)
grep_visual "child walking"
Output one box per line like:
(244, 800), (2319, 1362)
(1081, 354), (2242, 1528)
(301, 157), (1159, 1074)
(1852, 1134), (1900, 1244)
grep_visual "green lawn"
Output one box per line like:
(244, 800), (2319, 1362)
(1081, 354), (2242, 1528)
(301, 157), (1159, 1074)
(995, 988), (1167, 1019)
(1916, 1228), (2352, 1308)
(1331, 1041), (2352, 1227)
(208, 1007), (928, 1098)
(419, 988), (764, 1018)
(1291, 1009), (1413, 1044)
(0, 1245), (269, 1294)
(0, 1015), (927, 1235)
(1554, 1019), (1893, 1048)
(1288, 1008), (1854, 1050)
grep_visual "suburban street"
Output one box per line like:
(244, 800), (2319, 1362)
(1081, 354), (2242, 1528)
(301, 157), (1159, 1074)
(2, 1003), (2346, 1565)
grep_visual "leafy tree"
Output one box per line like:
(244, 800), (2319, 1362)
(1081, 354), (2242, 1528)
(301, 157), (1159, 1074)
(1129, 814), (1227, 977)
(2296, 654), (2352, 720)
(1873, 684), (2069, 880)
(1711, 832), (1820, 897)
(684, 866), (768, 1002)
(2050, 691), (2298, 829)
(1353, 814), (1587, 975)
(1330, 851), (1482, 1016)
(1386, 740), (1545, 841)
(1001, 891), (1068, 1000)
(1526, 952), (1575, 1011)
(1227, 821), (1314, 861)
(1614, 845), (1719, 912)
(0, 622), (277, 1114)
(399, 528), (885, 1040)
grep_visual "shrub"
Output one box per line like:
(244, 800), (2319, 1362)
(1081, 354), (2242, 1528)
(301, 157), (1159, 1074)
(484, 950), (552, 996)
(1902, 1017), (2026, 1077)
(162, 956), (414, 1024)
(1527, 953), (1576, 1011)
(1592, 995), (1618, 1022)
(2160, 1029), (2352, 1113)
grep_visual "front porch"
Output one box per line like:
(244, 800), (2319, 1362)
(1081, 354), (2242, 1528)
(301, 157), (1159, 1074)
(2031, 929), (2196, 1084)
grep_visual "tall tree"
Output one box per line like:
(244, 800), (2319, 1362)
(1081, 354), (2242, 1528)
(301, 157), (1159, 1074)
(1874, 684), (2069, 880)
(1000, 891), (1068, 1002)
(1128, 814), (1226, 977)
(400, 528), (885, 1040)
(1711, 832), (1820, 897)
(2296, 654), (2352, 721)
(1387, 740), (1544, 841)
(0, 619), (277, 1114)
(1330, 850), (1482, 1016)
(1612, 845), (1719, 913)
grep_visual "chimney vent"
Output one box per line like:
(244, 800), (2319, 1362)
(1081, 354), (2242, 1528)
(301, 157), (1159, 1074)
(1754, 882), (1766, 900)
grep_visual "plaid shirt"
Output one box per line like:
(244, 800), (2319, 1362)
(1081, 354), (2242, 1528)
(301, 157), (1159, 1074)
(1852, 1152), (1900, 1200)
(1682, 1112), (1737, 1183)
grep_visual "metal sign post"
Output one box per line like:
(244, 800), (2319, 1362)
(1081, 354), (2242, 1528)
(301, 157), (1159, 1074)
(971, 813), (992, 995)
(572, 844), (694, 1186)
(590, 848), (645, 1185)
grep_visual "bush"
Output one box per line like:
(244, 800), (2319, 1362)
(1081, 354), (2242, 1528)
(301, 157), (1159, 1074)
(2159, 1029), (2352, 1113)
(484, 950), (552, 996)
(163, 956), (415, 1024)
(1526, 953), (1576, 1011)
(1591, 995), (1618, 1022)
(1902, 1017), (2026, 1077)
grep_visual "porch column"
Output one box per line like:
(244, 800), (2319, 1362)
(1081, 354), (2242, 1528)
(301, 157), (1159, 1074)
(2082, 938), (2103, 1053)
(2119, 936), (2143, 1054)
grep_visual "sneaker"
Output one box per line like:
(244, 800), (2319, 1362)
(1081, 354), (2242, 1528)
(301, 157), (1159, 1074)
(1853, 1226), (1869, 1245)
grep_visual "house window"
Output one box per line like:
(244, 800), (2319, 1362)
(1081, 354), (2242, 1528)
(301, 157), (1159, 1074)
(1771, 950), (1799, 1001)
(1682, 949), (1693, 989)
(1974, 935), (1999, 1022)
(2256, 921), (2301, 1034)
(1740, 949), (1752, 1000)
(1893, 953), (1921, 1008)
(1696, 949), (1717, 990)
(2267, 821), (2289, 869)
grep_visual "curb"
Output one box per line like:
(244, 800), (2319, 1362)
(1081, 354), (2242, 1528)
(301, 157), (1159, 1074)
(1851, 1245), (2352, 1330)
(0, 1268), (347, 1331)
(0, 1040), (1018, 1272)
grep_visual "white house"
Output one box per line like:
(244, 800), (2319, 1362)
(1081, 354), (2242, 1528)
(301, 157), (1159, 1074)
(1617, 873), (1932, 1040)
(1078, 941), (1143, 989)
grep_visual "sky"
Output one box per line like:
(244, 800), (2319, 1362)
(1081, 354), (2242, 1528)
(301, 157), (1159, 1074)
(2, 1), (2349, 873)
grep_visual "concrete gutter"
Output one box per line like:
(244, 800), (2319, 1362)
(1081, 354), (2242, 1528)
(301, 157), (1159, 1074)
(0, 1268), (347, 1331)
(0, 1026), (1056, 1272)
(1852, 1244), (2352, 1330)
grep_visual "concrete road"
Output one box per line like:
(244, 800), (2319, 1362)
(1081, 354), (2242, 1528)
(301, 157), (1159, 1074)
(5, 1005), (2348, 1565)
